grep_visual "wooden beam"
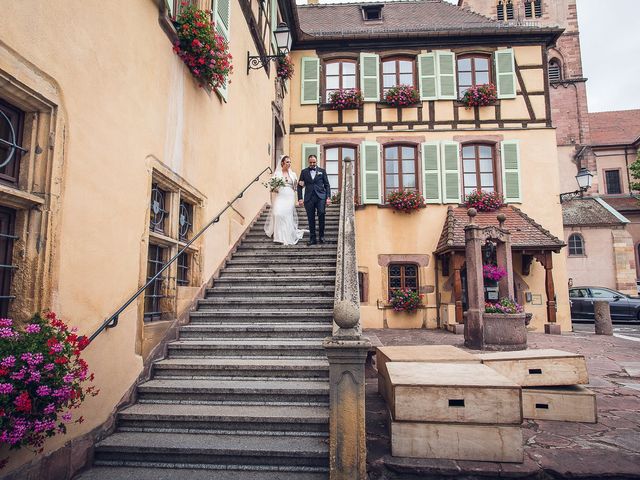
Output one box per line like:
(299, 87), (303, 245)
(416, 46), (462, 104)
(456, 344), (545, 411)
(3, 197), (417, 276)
(452, 253), (465, 325)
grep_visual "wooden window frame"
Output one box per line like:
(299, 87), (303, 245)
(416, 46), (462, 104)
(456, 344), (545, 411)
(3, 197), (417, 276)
(322, 59), (358, 103)
(461, 143), (498, 196)
(456, 54), (493, 99)
(381, 56), (417, 96)
(323, 145), (359, 201)
(604, 169), (623, 195)
(0, 99), (24, 187)
(383, 143), (419, 202)
(388, 263), (419, 298)
(568, 233), (585, 256)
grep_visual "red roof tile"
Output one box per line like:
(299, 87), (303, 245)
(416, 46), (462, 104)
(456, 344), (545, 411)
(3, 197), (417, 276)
(436, 206), (565, 253)
(562, 198), (626, 226)
(600, 195), (640, 213)
(589, 110), (640, 146)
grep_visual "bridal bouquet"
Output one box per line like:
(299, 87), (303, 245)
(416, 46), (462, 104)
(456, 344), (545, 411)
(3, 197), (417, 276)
(263, 177), (286, 192)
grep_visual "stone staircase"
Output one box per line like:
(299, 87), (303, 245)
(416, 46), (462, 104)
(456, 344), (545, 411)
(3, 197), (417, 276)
(76, 206), (340, 480)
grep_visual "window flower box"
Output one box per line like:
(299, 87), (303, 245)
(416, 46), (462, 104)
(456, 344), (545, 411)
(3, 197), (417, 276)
(464, 190), (504, 212)
(387, 190), (426, 213)
(383, 85), (420, 107)
(461, 83), (497, 109)
(328, 89), (364, 110)
(173, 3), (233, 90)
(390, 288), (423, 313)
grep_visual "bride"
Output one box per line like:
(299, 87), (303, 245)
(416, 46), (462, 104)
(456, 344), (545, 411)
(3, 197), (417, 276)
(264, 156), (306, 245)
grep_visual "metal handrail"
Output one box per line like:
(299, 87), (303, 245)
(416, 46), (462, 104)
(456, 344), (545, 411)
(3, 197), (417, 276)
(85, 166), (273, 346)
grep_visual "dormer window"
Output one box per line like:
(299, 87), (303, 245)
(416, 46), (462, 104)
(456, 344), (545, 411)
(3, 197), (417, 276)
(496, 0), (514, 21)
(362, 5), (383, 21)
(525, 0), (543, 18)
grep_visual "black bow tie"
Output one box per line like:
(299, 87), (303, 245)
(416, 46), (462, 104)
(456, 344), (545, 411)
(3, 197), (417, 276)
(309, 167), (316, 171)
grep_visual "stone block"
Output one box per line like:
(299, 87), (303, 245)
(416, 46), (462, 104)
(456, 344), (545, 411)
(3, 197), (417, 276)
(478, 349), (589, 386)
(522, 386), (597, 423)
(544, 323), (562, 335)
(383, 362), (522, 424)
(391, 420), (523, 463)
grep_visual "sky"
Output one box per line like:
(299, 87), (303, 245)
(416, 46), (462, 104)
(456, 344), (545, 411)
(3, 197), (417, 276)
(297, 0), (640, 113)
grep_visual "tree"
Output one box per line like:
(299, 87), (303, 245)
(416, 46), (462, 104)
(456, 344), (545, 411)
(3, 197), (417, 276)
(629, 150), (640, 192)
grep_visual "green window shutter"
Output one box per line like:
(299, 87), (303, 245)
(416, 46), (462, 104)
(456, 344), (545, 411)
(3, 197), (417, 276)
(213, 0), (230, 100)
(359, 53), (380, 102)
(418, 53), (437, 101)
(501, 140), (521, 203)
(360, 141), (382, 204)
(300, 57), (320, 105)
(270, 0), (278, 53)
(436, 51), (457, 100)
(301, 143), (320, 170)
(495, 49), (516, 99)
(440, 141), (461, 203)
(421, 142), (441, 203)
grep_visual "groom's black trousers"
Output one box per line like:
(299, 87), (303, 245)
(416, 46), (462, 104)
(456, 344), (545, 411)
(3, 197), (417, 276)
(304, 193), (326, 241)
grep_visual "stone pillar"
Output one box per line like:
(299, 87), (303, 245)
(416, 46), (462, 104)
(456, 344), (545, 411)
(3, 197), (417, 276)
(323, 338), (370, 480)
(594, 301), (613, 336)
(464, 209), (485, 349)
(496, 213), (514, 300)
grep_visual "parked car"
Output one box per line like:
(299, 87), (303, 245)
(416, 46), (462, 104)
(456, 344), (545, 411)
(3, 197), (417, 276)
(569, 287), (640, 322)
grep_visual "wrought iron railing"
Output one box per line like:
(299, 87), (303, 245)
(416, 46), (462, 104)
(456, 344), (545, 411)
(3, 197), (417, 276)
(331, 157), (361, 337)
(85, 166), (273, 345)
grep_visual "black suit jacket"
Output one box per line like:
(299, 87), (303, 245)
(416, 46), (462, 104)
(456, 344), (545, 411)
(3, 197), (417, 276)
(297, 167), (331, 204)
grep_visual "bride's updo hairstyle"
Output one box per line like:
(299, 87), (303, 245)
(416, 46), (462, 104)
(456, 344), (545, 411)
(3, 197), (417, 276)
(280, 155), (290, 167)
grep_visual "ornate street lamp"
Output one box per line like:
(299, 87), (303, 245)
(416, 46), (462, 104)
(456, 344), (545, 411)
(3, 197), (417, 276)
(559, 167), (594, 202)
(247, 23), (292, 74)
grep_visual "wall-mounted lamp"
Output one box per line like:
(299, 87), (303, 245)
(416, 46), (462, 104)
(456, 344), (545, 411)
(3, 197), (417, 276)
(559, 167), (594, 202)
(247, 22), (292, 74)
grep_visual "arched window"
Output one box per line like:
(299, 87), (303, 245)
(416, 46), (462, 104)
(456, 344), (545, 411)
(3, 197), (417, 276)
(548, 59), (562, 82)
(568, 233), (585, 256)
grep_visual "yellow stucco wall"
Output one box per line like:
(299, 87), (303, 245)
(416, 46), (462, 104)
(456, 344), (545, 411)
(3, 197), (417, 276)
(1, 0), (286, 470)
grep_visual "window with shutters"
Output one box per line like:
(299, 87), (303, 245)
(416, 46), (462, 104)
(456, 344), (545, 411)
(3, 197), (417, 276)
(382, 57), (415, 95)
(457, 55), (491, 99)
(548, 59), (562, 82)
(604, 169), (622, 195)
(388, 263), (418, 297)
(324, 60), (357, 102)
(496, 0), (514, 20)
(383, 145), (418, 201)
(462, 144), (496, 197)
(525, 0), (543, 18)
(568, 233), (585, 256)
(324, 145), (358, 200)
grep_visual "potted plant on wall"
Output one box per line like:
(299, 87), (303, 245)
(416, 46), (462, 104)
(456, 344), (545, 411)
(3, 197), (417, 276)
(383, 84), (420, 107)
(465, 190), (504, 212)
(328, 89), (364, 110)
(390, 288), (423, 313)
(387, 190), (426, 213)
(461, 83), (497, 109)
(173, 3), (233, 90)
(276, 54), (294, 81)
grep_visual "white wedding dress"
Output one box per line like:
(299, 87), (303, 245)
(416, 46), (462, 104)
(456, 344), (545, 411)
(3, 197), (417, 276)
(264, 169), (306, 245)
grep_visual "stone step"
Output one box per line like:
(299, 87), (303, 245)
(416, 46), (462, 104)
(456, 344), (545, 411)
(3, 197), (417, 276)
(205, 286), (335, 298)
(232, 250), (337, 258)
(137, 378), (329, 405)
(117, 403), (329, 435)
(225, 257), (336, 266)
(213, 275), (336, 284)
(178, 323), (332, 340)
(152, 358), (329, 379)
(76, 466), (328, 480)
(197, 297), (334, 308)
(245, 231), (338, 238)
(189, 309), (334, 323)
(167, 339), (326, 358)
(236, 244), (337, 251)
(93, 432), (329, 470)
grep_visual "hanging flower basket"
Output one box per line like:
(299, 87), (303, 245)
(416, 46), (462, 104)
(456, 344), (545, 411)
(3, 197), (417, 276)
(485, 298), (524, 314)
(0, 313), (98, 461)
(328, 89), (364, 110)
(387, 190), (426, 213)
(461, 83), (497, 109)
(483, 264), (507, 282)
(464, 190), (504, 212)
(276, 54), (294, 81)
(390, 288), (423, 313)
(383, 84), (420, 107)
(173, 3), (233, 90)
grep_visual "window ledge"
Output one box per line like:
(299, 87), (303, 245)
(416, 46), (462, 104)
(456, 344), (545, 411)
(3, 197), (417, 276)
(0, 184), (45, 210)
(376, 102), (423, 110)
(453, 100), (501, 108)
(318, 104), (363, 112)
(149, 231), (177, 247)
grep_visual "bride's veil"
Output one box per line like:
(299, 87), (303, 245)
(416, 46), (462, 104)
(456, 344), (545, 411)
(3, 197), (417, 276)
(263, 156), (300, 238)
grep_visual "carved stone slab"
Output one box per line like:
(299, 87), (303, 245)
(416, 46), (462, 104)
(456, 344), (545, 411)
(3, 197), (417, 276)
(477, 349), (589, 386)
(522, 385), (597, 423)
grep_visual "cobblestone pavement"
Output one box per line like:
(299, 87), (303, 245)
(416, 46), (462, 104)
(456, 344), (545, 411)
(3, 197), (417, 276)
(364, 328), (640, 480)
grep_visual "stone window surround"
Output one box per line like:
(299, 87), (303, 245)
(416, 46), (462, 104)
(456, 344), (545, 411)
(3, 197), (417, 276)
(603, 168), (623, 195)
(0, 61), (62, 321)
(377, 254), (430, 306)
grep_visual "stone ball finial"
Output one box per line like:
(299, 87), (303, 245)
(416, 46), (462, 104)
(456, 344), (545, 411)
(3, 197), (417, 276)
(333, 299), (360, 329)
(467, 208), (477, 224)
(497, 213), (506, 227)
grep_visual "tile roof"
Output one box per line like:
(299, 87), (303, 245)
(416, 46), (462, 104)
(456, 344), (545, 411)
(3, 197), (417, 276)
(296, 0), (561, 41)
(589, 109), (640, 146)
(599, 195), (640, 213)
(562, 197), (627, 227)
(435, 205), (565, 253)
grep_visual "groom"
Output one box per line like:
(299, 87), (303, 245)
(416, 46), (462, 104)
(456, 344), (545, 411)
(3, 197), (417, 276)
(297, 154), (331, 245)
